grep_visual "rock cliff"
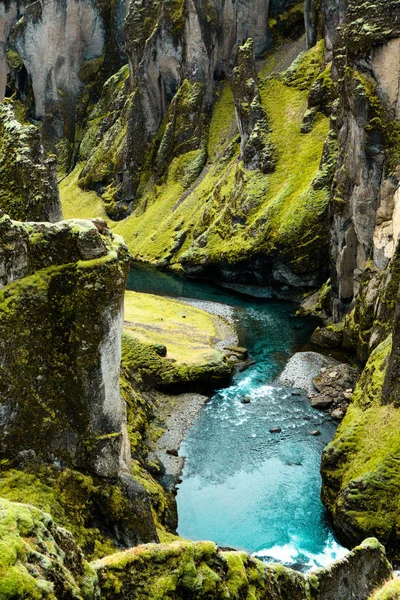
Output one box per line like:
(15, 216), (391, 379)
(0, 215), (162, 554)
(0, 103), (61, 221)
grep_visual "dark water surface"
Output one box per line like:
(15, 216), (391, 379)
(127, 264), (347, 571)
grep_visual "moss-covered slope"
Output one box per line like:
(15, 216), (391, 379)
(320, 336), (400, 554)
(62, 38), (332, 287)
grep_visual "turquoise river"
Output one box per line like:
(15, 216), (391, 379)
(127, 264), (348, 572)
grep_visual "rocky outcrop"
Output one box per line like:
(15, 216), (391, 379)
(0, 498), (99, 600)
(0, 499), (392, 600)
(93, 537), (392, 600)
(72, 31), (332, 287)
(0, 215), (161, 551)
(232, 39), (276, 173)
(0, 103), (61, 221)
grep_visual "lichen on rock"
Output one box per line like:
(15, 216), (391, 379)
(0, 104), (62, 221)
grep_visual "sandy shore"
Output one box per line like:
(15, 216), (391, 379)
(153, 391), (209, 489)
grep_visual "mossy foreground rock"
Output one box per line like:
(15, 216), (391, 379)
(0, 498), (98, 600)
(93, 537), (391, 600)
(0, 499), (391, 600)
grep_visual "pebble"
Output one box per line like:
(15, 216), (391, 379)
(270, 427), (282, 433)
(166, 448), (179, 457)
(241, 397), (251, 404)
(311, 430), (321, 436)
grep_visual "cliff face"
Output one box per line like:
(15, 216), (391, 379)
(323, 0), (400, 320)
(0, 215), (162, 554)
(0, 103), (62, 221)
(0, 216), (130, 478)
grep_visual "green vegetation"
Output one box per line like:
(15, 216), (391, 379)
(369, 578), (400, 600)
(321, 336), (400, 552)
(93, 540), (310, 600)
(0, 498), (97, 599)
(122, 291), (232, 389)
(60, 162), (112, 222)
(109, 44), (330, 281)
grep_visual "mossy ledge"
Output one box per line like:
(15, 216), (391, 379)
(0, 499), (392, 600)
(320, 336), (400, 555)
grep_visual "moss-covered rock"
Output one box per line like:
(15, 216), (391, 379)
(0, 500), (392, 600)
(232, 39), (277, 173)
(0, 215), (166, 553)
(93, 537), (392, 600)
(320, 336), (400, 554)
(0, 498), (99, 599)
(0, 217), (130, 478)
(0, 104), (62, 222)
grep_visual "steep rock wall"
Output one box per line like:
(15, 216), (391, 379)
(0, 216), (131, 480)
(0, 103), (62, 221)
(321, 0), (400, 320)
(0, 215), (161, 550)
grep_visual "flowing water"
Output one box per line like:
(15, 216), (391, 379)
(127, 264), (348, 571)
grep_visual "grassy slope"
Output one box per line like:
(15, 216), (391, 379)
(60, 42), (329, 274)
(321, 336), (400, 546)
(124, 291), (228, 365)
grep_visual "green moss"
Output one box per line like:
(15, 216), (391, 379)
(369, 578), (400, 600)
(60, 162), (113, 222)
(93, 540), (311, 599)
(112, 45), (329, 280)
(0, 498), (97, 599)
(207, 85), (237, 160)
(284, 40), (325, 90)
(6, 48), (23, 71)
(121, 290), (232, 390)
(0, 469), (117, 560)
(321, 336), (400, 552)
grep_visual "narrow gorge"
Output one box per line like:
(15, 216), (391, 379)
(0, 0), (399, 598)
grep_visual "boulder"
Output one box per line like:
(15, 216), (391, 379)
(278, 351), (340, 396)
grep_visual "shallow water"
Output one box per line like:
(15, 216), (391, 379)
(127, 264), (347, 571)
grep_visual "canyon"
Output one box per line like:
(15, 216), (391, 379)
(0, 0), (399, 598)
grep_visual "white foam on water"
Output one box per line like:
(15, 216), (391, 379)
(253, 534), (349, 572)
